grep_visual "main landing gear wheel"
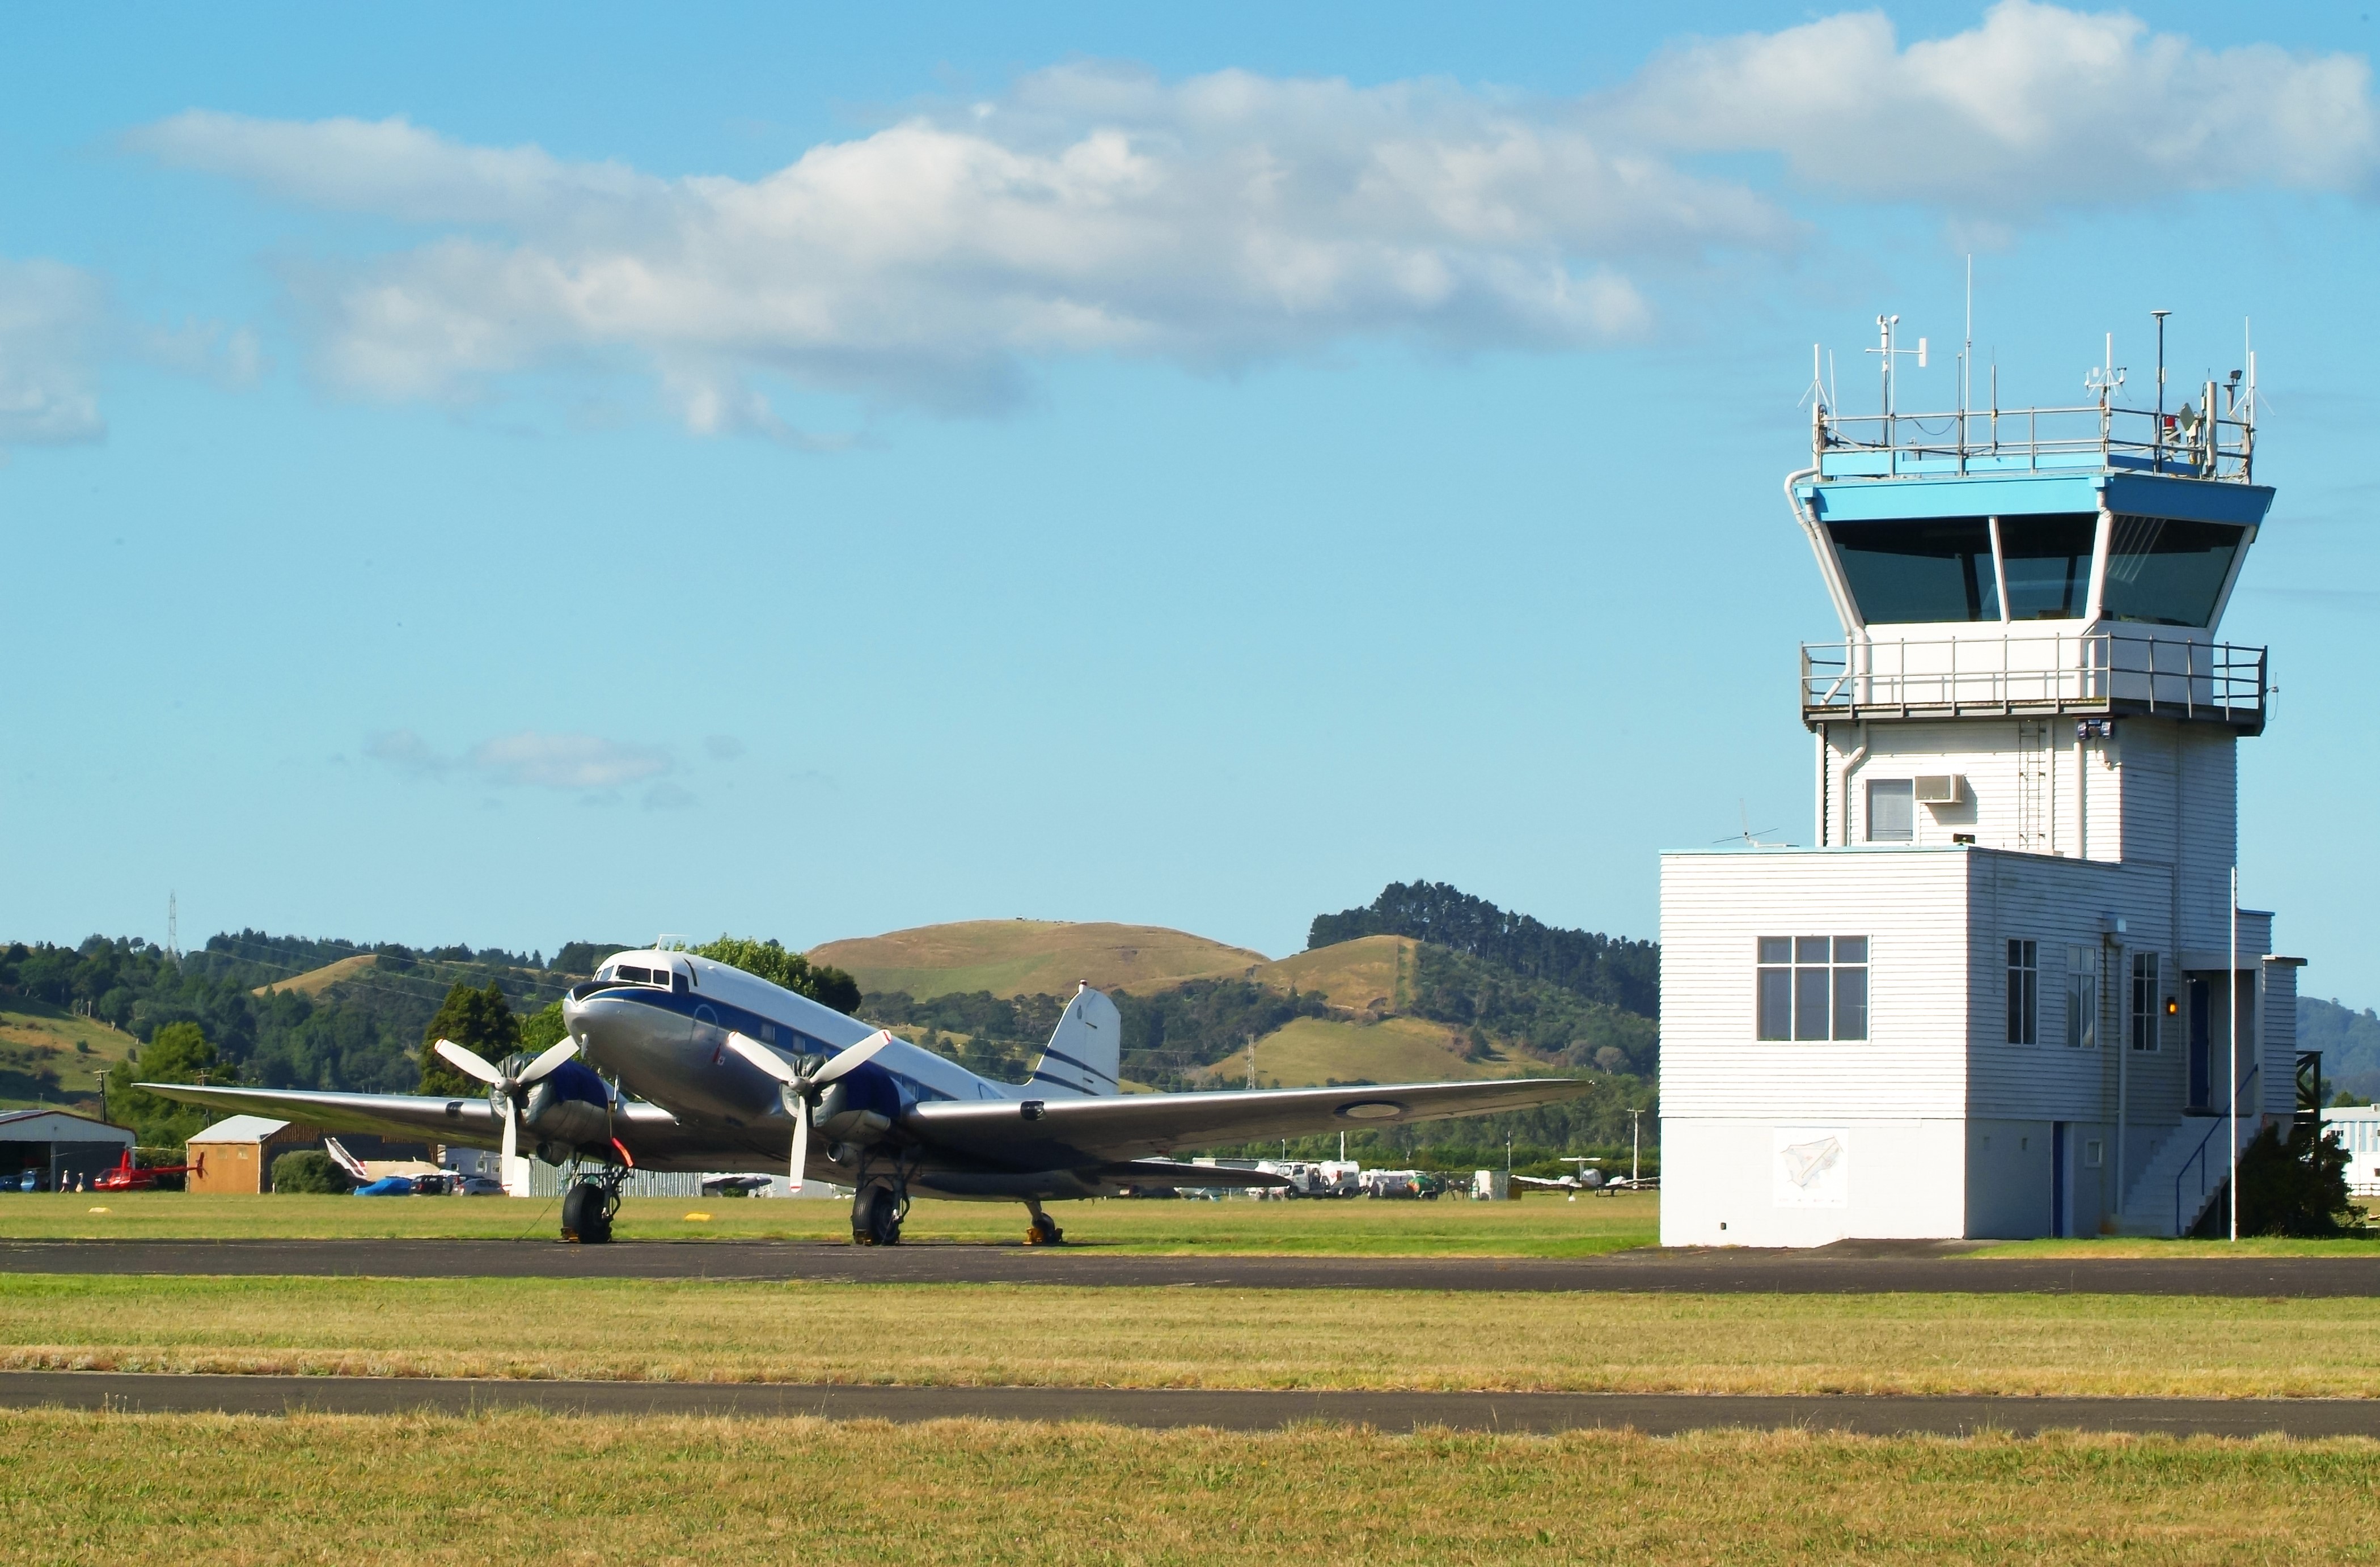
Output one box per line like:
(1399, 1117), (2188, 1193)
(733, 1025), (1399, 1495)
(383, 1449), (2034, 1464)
(560, 1179), (615, 1244)
(853, 1183), (903, 1246)
(1024, 1205), (1064, 1246)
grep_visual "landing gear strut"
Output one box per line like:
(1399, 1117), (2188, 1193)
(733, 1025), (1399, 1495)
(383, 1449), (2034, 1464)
(1024, 1202), (1064, 1246)
(852, 1179), (907, 1246)
(560, 1166), (625, 1244)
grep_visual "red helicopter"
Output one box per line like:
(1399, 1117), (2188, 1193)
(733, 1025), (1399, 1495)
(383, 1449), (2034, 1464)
(91, 1148), (199, 1191)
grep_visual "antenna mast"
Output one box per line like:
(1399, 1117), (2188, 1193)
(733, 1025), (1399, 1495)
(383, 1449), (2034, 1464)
(167, 892), (177, 962)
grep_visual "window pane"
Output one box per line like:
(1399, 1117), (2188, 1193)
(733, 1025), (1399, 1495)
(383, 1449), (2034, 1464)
(1997, 513), (2098, 621)
(1833, 937), (1867, 964)
(1758, 937), (1792, 965)
(1832, 967), (1869, 1040)
(2102, 516), (2243, 628)
(1795, 937), (1831, 963)
(2067, 973), (2096, 1049)
(1868, 780), (1913, 842)
(1828, 518), (1999, 623)
(1795, 968), (1831, 1040)
(1757, 969), (1792, 1040)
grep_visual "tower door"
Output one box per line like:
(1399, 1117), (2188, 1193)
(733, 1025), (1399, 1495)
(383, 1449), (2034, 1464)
(2188, 979), (2212, 1110)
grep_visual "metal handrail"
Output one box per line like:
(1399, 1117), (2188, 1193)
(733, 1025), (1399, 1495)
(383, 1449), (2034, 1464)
(1799, 632), (2265, 725)
(2173, 1065), (2260, 1235)
(1816, 399), (2255, 482)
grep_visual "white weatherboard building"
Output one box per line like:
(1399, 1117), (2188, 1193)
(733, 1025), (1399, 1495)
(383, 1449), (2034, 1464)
(1661, 331), (2306, 1244)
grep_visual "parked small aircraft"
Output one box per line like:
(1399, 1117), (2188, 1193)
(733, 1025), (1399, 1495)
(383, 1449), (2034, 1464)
(1514, 1157), (1605, 1194)
(145, 948), (1591, 1245)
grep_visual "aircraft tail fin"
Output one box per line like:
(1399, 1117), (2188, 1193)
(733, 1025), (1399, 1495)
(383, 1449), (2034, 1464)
(323, 1137), (371, 1182)
(1026, 984), (1122, 1098)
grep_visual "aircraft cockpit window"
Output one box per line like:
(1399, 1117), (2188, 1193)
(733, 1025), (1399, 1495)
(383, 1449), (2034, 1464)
(596, 965), (615, 981)
(617, 964), (654, 984)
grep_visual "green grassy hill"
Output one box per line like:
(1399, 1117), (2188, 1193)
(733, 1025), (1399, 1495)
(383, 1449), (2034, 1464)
(0, 996), (130, 1115)
(810, 920), (1267, 1001)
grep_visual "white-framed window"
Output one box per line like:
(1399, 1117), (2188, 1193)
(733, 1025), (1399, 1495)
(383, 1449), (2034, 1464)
(2007, 939), (2038, 1045)
(1867, 779), (1914, 842)
(2065, 946), (2099, 1049)
(2130, 951), (2161, 1052)
(1757, 936), (1869, 1041)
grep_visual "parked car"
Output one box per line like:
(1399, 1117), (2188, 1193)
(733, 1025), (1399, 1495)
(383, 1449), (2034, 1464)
(458, 1176), (506, 1196)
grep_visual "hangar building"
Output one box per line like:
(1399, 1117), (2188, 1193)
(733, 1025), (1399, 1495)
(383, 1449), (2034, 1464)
(0, 1108), (135, 1189)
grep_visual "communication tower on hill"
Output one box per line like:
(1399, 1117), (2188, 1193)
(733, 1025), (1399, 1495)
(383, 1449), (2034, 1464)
(1660, 315), (2305, 1244)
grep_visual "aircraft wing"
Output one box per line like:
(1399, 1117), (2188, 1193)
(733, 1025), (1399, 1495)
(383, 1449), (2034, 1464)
(906, 1078), (1591, 1166)
(1511, 1175), (1572, 1188)
(132, 1082), (702, 1164)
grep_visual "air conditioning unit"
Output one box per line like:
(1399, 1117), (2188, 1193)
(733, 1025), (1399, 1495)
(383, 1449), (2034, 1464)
(1914, 774), (1964, 806)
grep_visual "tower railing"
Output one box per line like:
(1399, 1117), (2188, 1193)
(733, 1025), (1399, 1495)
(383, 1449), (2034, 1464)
(1815, 400), (2254, 482)
(1800, 632), (2266, 728)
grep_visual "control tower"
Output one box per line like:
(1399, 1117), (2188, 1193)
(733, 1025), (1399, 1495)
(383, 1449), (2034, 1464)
(1659, 319), (2302, 1244)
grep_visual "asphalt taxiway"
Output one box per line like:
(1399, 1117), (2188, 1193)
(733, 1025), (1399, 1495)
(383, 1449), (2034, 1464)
(3, 1238), (2375, 1294)
(3, 1371), (2374, 1437)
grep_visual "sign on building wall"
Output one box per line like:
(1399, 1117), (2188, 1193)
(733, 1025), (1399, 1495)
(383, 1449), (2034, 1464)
(1773, 1127), (1850, 1208)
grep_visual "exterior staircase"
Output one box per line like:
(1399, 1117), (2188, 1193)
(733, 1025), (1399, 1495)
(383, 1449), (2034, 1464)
(2116, 1070), (2265, 1236)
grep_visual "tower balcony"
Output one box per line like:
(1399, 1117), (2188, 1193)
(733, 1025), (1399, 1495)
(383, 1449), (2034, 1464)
(1800, 631), (2266, 732)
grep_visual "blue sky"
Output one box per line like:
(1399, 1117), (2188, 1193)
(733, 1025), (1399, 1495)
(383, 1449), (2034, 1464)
(5, 2), (2378, 1001)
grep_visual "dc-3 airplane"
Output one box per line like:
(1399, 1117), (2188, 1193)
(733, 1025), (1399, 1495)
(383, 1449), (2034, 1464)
(143, 947), (1592, 1245)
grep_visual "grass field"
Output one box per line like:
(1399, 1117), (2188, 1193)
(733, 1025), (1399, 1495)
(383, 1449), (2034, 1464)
(0, 1190), (1660, 1253)
(10, 1274), (2380, 1397)
(809, 920), (1268, 1000)
(1, 1411), (2370, 1564)
(1249, 934), (1413, 1011)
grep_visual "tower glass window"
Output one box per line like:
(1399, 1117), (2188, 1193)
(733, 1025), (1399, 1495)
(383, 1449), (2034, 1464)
(1827, 518), (1999, 623)
(1757, 937), (1867, 1041)
(2102, 516), (2244, 628)
(1867, 779), (1914, 842)
(1997, 514), (2098, 620)
(2007, 939), (2039, 1045)
(2130, 951), (2161, 1051)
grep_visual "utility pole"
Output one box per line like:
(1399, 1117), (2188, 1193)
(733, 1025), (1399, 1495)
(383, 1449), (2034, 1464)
(166, 892), (177, 962)
(1628, 1109), (1643, 1187)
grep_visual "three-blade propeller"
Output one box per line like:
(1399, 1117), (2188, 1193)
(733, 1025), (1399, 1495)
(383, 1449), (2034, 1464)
(725, 1030), (891, 1193)
(435, 1037), (580, 1178)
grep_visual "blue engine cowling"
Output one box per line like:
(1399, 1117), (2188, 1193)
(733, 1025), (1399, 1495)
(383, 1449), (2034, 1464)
(521, 1059), (616, 1153)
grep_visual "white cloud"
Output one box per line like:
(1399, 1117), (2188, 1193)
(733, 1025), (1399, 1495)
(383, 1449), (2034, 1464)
(132, 72), (1786, 422)
(368, 728), (671, 794)
(127, 9), (2375, 430)
(0, 259), (108, 448)
(1612, 1), (2378, 211)
(468, 731), (670, 790)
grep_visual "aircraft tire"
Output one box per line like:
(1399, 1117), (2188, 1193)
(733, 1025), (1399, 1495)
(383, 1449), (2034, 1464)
(560, 1181), (614, 1244)
(853, 1184), (901, 1246)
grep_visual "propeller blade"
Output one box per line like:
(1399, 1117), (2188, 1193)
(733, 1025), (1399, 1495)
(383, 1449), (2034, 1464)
(518, 1039), (580, 1084)
(724, 1031), (802, 1083)
(814, 1030), (894, 1086)
(789, 1099), (809, 1195)
(434, 1039), (505, 1086)
(500, 1098), (518, 1180)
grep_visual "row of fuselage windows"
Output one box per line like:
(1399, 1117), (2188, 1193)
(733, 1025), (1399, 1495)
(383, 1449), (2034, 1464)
(2009, 943), (2166, 1051)
(1827, 513), (2242, 628)
(1757, 939), (2172, 1047)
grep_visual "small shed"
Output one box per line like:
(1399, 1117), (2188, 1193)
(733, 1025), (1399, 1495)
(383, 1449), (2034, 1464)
(187, 1116), (321, 1195)
(0, 1108), (135, 1191)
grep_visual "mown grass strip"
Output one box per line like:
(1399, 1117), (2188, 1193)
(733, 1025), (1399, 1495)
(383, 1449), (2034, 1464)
(0, 1410), (2371, 1565)
(0, 1190), (1660, 1254)
(8, 1275), (2380, 1397)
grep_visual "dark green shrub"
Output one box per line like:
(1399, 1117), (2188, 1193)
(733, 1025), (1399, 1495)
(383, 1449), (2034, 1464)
(270, 1149), (352, 1194)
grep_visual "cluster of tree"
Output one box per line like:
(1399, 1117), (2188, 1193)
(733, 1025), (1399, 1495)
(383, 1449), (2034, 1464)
(1308, 881), (1659, 1019)
(2193, 1120), (2364, 1237)
(863, 980), (1331, 1092)
(1406, 946), (1659, 1074)
(2302, 997), (2380, 1104)
(689, 937), (861, 1014)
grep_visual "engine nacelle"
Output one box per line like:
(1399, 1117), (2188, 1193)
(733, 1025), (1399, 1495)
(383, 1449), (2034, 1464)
(813, 1078), (893, 1145)
(523, 1076), (612, 1149)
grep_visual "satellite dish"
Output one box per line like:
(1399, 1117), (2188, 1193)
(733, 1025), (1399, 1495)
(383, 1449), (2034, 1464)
(2176, 401), (2201, 438)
